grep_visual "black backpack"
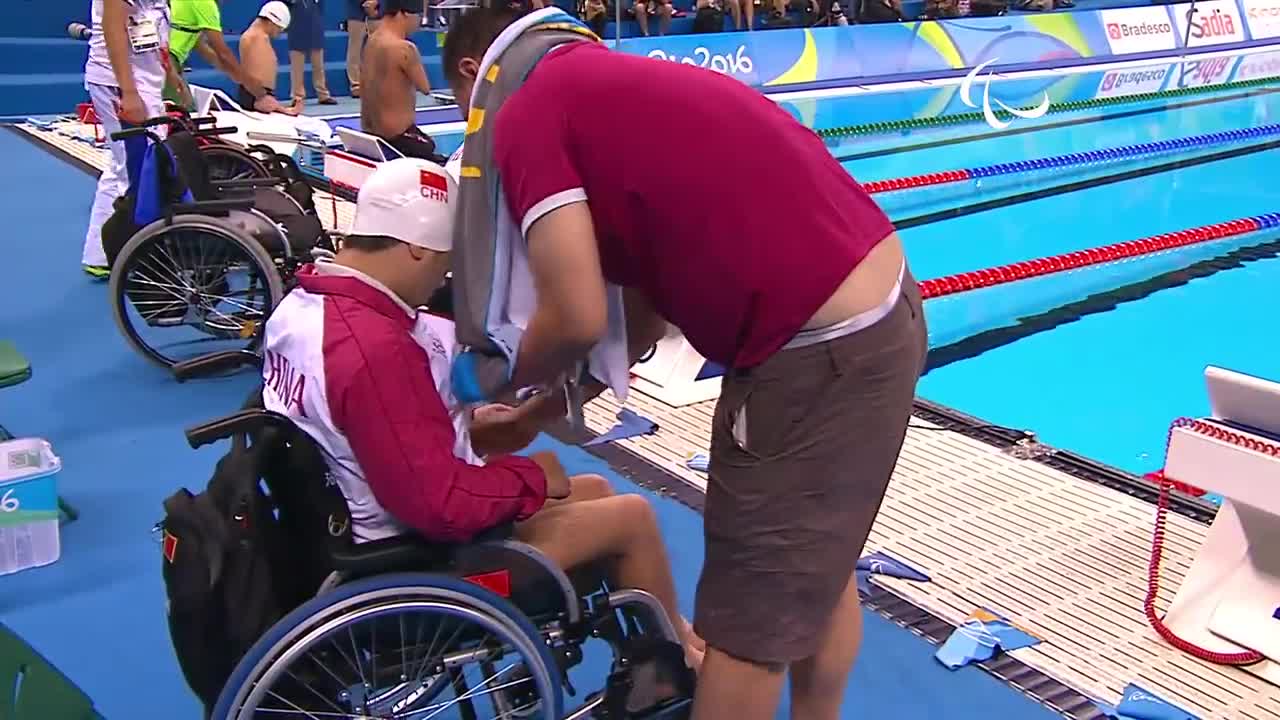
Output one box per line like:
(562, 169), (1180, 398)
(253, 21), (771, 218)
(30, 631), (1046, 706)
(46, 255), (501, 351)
(159, 396), (348, 716)
(692, 6), (724, 32)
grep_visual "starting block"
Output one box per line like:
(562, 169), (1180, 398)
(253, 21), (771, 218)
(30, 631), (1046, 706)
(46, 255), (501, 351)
(629, 328), (724, 407)
(1160, 366), (1280, 684)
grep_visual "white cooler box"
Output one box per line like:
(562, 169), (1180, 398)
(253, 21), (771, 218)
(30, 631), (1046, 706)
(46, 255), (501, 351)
(0, 438), (62, 576)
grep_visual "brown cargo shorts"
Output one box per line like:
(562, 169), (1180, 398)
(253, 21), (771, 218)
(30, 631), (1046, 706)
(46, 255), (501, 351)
(693, 266), (928, 665)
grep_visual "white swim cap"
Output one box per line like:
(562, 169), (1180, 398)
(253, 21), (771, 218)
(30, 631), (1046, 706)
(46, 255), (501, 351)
(349, 158), (456, 252)
(259, 1), (292, 30)
(444, 144), (464, 183)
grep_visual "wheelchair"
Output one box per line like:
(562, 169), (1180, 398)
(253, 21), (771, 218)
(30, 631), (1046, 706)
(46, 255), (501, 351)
(184, 404), (696, 720)
(104, 116), (334, 382)
(162, 104), (278, 182)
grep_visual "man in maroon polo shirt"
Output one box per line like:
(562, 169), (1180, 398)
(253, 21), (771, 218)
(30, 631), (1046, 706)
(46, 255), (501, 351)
(444, 10), (928, 719)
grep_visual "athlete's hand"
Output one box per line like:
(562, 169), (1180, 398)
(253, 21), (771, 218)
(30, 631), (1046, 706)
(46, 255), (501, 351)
(530, 452), (572, 499)
(280, 99), (302, 117)
(118, 91), (147, 125)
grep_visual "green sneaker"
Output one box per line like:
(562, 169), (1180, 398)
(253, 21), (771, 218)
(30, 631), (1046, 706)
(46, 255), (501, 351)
(82, 264), (109, 281)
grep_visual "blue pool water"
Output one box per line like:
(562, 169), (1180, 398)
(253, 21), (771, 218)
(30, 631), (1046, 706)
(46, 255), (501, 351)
(818, 57), (1280, 477)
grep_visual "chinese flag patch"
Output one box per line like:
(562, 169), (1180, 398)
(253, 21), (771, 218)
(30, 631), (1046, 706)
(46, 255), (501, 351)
(163, 530), (179, 563)
(420, 169), (449, 201)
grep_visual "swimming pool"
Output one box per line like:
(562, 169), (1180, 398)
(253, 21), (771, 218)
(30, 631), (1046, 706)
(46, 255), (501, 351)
(812, 50), (1280, 481)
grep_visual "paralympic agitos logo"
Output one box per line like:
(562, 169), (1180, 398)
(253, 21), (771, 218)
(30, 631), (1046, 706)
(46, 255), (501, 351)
(960, 58), (1050, 130)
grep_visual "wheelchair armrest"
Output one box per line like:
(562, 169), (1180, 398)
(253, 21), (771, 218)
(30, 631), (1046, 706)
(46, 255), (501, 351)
(331, 535), (453, 578)
(185, 408), (294, 448)
(171, 198), (253, 216)
(190, 116), (218, 127)
(214, 177), (286, 190)
(193, 126), (237, 138)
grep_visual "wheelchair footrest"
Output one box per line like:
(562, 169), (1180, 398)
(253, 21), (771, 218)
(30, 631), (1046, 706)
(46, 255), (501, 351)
(596, 639), (695, 719)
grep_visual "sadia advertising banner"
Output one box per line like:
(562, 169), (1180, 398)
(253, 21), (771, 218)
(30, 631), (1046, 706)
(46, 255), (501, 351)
(1171, 0), (1247, 47)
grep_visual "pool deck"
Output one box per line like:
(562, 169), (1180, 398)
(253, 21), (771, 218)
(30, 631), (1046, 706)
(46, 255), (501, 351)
(15, 120), (1279, 720)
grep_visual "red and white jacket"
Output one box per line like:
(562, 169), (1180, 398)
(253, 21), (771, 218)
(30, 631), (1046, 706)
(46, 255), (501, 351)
(262, 262), (547, 543)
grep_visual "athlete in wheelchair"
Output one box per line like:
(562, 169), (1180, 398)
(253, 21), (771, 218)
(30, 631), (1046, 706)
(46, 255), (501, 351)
(185, 158), (700, 719)
(102, 114), (334, 379)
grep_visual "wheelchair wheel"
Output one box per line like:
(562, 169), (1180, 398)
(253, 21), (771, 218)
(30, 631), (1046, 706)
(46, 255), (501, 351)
(201, 143), (271, 182)
(213, 573), (564, 720)
(109, 215), (285, 369)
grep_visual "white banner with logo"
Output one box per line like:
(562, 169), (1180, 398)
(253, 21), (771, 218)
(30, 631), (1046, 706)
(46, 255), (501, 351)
(1100, 6), (1179, 54)
(1095, 65), (1172, 98)
(1168, 54), (1241, 88)
(1233, 49), (1280, 81)
(1171, 0), (1247, 47)
(1242, 0), (1280, 39)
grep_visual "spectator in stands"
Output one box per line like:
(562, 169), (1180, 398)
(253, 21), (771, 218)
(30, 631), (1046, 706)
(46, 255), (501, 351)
(581, 0), (607, 35)
(696, 0), (752, 31)
(360, 0), (444, 161)
(166, 0), (285, 113)
(288, 0), (338, 105)
(346, 0), (381, 97)
(238, 2), (302, 113)
(634, 0), (674, 36)
(81, 0), (171, 278)
(443, 9), (925, 720)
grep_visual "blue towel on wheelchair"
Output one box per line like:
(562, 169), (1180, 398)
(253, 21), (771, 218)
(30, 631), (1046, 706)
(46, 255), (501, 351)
(132, 142), (193, 228)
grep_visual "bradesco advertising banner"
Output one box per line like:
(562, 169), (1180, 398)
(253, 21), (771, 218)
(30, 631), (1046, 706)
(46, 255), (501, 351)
(621, 12), (1114, 88)
(1094, 64), (1174, 98)
(1242, 0), (1280, 40)
(1098, 6), (1178, 54)
(1171, 0), (1247, 47)
(1232, 48), (1280, 80)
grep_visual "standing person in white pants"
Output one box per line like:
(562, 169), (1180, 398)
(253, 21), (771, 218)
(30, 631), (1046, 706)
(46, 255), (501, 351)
(81, 0), (173, 279)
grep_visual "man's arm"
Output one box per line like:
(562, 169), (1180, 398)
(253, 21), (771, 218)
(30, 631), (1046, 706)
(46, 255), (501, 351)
(332, 324), (549, 543)
(400, 41), (433, 95)
(102, 0), (146, 123)
(201, 30), (269, 96)
(509, 201), (609, 390)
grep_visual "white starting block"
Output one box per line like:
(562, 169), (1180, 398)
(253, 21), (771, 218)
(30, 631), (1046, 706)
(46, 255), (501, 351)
(629, 329), (723, 407)
(1160, 365), (1280, 685)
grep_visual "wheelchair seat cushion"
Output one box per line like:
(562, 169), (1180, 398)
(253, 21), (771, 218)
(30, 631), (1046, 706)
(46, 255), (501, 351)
(0, 341), (31, 388)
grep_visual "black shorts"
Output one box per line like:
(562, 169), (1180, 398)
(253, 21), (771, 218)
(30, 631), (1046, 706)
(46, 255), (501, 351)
(238, 86), (274, 110)
(382, 126), (445, 164)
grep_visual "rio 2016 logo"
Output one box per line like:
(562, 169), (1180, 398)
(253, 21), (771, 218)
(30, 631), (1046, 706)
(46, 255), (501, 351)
(960, 59), (1051, 130)
(647, 45), (754, 76)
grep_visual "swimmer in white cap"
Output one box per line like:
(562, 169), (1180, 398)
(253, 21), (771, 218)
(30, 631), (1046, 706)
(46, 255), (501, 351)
(237, 2), (300, 114)
(260, 157), (702, 679)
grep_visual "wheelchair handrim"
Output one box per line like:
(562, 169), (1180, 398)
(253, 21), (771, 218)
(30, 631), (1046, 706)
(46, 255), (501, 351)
(221, 586), (564, 720)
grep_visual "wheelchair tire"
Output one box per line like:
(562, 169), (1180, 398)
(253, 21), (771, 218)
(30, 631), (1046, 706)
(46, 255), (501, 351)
(109, 215), (285, 369)
(201, 144), (271, 182)
(212, 572), (565, 720)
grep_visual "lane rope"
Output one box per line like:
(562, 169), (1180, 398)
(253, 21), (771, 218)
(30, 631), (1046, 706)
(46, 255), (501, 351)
(817, 75), (1280, 139)
(917, 213), (1280, 299)
(862, 123), (1280, 194)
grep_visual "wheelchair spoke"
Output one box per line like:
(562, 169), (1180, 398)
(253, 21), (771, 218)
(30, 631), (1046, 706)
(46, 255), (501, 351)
(280, 666), (350, 716)
(398, 667), (526, 720)
(348, 626), (370, 691)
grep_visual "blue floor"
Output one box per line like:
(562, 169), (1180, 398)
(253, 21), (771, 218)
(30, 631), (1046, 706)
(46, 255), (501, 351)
(0, 129), (1062, 718)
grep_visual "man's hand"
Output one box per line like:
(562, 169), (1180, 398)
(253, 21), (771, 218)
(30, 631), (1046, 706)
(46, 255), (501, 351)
(470, 394), (561, 456)
(529, 452), (572, 499)
(254, 94), (285, 114)
(118, 90), (148, 125)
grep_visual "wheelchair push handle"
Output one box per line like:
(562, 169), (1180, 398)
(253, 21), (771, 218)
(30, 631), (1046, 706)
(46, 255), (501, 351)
(184, 408), (293, 449)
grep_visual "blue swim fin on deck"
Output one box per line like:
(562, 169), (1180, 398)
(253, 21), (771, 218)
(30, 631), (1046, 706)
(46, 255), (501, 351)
(934, 610), (1042, 669)
(855, 551), (930, 594)
(1097, 684), (1200, 720)
(582, 409), (658, 447)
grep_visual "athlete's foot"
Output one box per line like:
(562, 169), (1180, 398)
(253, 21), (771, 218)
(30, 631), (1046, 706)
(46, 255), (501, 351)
(82, 264), (109, 281)
(318, 96), (338, 105)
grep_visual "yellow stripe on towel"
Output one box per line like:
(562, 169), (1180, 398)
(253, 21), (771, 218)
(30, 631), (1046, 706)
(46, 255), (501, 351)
(485, 64), (501, 83)
(460, 166), (482, 178)
(465, 108), (485, 135)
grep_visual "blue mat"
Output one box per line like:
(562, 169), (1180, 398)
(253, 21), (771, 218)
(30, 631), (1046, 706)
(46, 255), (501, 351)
(0, 128), (1058, 720)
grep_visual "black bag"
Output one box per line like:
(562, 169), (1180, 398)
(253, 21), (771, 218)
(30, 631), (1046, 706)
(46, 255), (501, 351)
(692, 6), (723, 32)
(158, 431), (296, 716)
